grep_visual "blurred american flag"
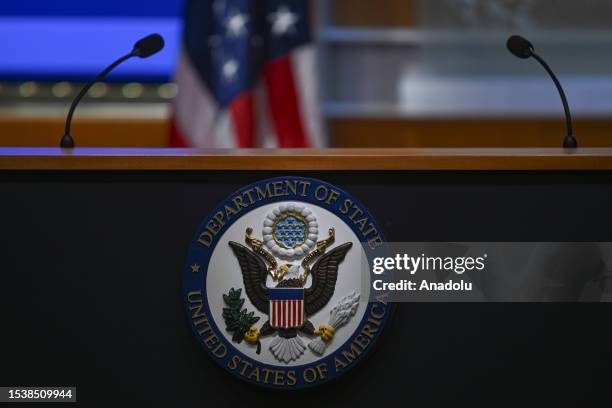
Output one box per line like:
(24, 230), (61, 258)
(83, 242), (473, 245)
(171, 0), (323, 148)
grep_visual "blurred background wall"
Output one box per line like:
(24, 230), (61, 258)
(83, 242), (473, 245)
(1, 0), (612, 147)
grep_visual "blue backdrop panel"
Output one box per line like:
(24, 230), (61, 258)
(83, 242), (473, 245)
(0, 0), (184, 81)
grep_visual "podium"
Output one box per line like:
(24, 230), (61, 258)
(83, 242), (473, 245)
(2, 147), (612, 404)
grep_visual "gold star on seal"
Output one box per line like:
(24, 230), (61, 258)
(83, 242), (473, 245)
(191, 263), (201, 273)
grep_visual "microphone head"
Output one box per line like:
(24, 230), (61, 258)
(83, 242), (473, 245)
(507, 35), (534, 59)
(133, 34), (165, 58)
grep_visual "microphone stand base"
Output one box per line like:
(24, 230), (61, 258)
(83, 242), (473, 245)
(563, 135), (578, 149)
(60, 134), (75, 149)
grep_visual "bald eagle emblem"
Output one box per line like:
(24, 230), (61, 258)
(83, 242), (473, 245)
(224, 204), (360, 363)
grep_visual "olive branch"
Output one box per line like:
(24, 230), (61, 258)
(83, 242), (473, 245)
(222, 288), (260, 345)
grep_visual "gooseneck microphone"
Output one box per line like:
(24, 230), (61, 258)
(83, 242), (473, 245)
(506, 35), (577, 148)
(60, 34), (165, 148)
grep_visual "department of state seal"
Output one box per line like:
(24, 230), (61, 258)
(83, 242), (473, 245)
(182, 177), (390, 389)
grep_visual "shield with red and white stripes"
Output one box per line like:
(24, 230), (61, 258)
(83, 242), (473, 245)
(269, 288), (304, 329)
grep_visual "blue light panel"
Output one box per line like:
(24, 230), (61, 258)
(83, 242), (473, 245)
(0, 1), (184, 81)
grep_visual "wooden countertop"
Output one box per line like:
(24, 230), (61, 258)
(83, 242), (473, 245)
(1, 147), (612, 171)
